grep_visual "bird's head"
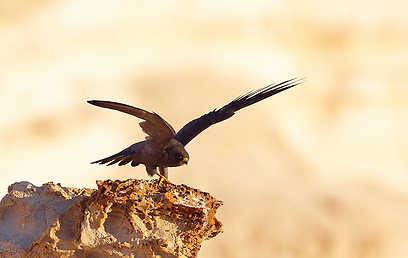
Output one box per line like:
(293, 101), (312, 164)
(177, 153), (189, 166)
(172, 148), (189, 166)
(167, 140), (190, 167)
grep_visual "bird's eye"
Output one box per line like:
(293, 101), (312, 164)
(177, 154), (184, 160)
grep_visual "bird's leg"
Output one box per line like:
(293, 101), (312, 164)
(159, 167), (169, 178)
(157, 167), (171, 185)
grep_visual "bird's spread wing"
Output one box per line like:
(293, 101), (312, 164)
(88, 100), (176, 148)
(174, 78), (304, 146)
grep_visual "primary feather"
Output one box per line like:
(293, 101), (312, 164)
(174, 78), (304, 146)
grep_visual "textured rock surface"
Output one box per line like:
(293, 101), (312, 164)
(0, 181), (94, 257)
(0, 180), (223, 258)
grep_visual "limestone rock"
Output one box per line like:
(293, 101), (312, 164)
(0, 181), (94, 257)
(0, 179), (223, 258)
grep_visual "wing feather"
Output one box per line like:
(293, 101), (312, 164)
(88, 100), (175, 149)
(174, 78), (304, 146)
(90, 143), (143, 168)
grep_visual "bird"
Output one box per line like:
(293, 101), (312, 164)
(88, 78), (303, 184)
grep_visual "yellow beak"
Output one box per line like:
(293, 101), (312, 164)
(183, 157), (189, 165)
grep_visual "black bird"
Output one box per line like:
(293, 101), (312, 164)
(88, 78), (303, 183)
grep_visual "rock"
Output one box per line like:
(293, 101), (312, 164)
(0, 181), (94, 258)
(0, 180), (223, 258)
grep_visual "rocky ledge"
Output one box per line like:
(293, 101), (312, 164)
(0, 179), (223, 258)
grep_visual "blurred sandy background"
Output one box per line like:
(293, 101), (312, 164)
(1, 0), (408, 257)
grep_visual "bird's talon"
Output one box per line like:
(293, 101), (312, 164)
(157, 173), (172, 185)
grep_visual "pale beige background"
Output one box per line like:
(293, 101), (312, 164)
(1, 1), (408, 257)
